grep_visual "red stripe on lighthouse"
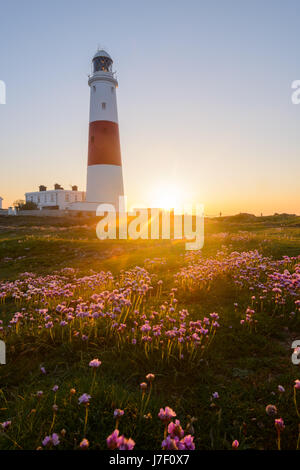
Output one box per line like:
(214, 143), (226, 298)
(88, 120), (122, 166)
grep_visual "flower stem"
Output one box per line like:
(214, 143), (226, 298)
(294, 388), (300, 419)
(277, 430), (281, 451)
(84, 405), (89, 435)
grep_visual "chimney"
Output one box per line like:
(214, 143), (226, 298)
(39, 185), (47, 192)
(54, 183), (63, 190)
(71, 185), (78, 191)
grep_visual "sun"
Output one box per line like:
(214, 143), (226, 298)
(151, 182), (184, 211)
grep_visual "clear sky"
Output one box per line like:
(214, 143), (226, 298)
(0, 0), (299, 215)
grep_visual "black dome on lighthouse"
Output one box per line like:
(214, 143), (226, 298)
(92, 49), (113, 72)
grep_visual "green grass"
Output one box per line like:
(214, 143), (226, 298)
(0, 214), (299, 450)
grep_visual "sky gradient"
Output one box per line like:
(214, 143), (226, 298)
(0, 0), (299, 215)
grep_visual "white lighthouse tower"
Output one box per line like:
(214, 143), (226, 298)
(85, 50), (124, 209)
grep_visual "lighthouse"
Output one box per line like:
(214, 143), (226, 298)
(85, 50), (124, 209)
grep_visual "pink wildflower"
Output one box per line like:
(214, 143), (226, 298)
(140, 382), (147, 391)
(232, 440), (239, 449)
(275, 418), (285, 432)
(80, 438), (89, 449)
(119, 436), (135, 450)
(158, 406), (176, 423)
(1, 421), (11, 430)
(168, 419), (184, 439)
(177, 435), (195, 450)
(107, 429), (122, 450)
(89, 358), (102, 368)
(146, 373), (155, 382)
(162, 435), (178, 450)
(78, 393), (91, 405)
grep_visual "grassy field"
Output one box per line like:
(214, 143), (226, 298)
(0, 213), (299, 450)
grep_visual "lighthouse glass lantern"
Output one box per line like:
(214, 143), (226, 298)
(92, 53), (113, 73)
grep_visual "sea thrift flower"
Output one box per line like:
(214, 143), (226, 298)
(42, 433), (60, 447)
(119, 436), (135, 450)
(107, 429), (122, 450)
(275, 418), (285, 432)
(162, 435), (178, 450)
(89, 358), (102, 368)
(51, 433), (60, 446)
(158, 407), (176, 423)
(114, 409), (124, 418)
(36, 391), (43, 398)
(140, 382), (147, 391)
(275, 418), (285, 450)
(168, 419), (184, 439)
(266, 404), (277, 416)
(177, 435), (195, 450)
(278, 385), (285, 393)
(295, 380), (300, 390)
(80, 438), (89, 449)
(42, 436), (51, 447)
(1, 421), (11, 430)
(78, 393), (91, 405)
(146, 373), (155, 382)
(232, 440), (239, 449)
(52, 385), (59, 392)
(212, 392), (219, 399)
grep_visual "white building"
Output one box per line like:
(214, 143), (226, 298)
(25, 185), (86, 210)
(0, 197), (3, 210)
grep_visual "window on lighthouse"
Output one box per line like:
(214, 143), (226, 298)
(93, 57), (112, 73)
(102, 102), (106, 110)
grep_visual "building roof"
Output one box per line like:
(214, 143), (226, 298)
(93, 49), (112, 60)
(25, 189), (85, 193)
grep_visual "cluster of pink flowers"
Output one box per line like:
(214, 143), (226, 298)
(264, 379), (300, 449)
(0, 266), (220, 363)
(106, 429), (135, 450)
(42, 433), (60, 447)
(158, 408), (195, 450)
(240, 307), (257, 330)
(175, 250), (300, 319)
(144, 257), (167, 270)
(0, 269), (113, 304)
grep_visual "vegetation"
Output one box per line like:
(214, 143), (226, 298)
(0, 213), (299, 450)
